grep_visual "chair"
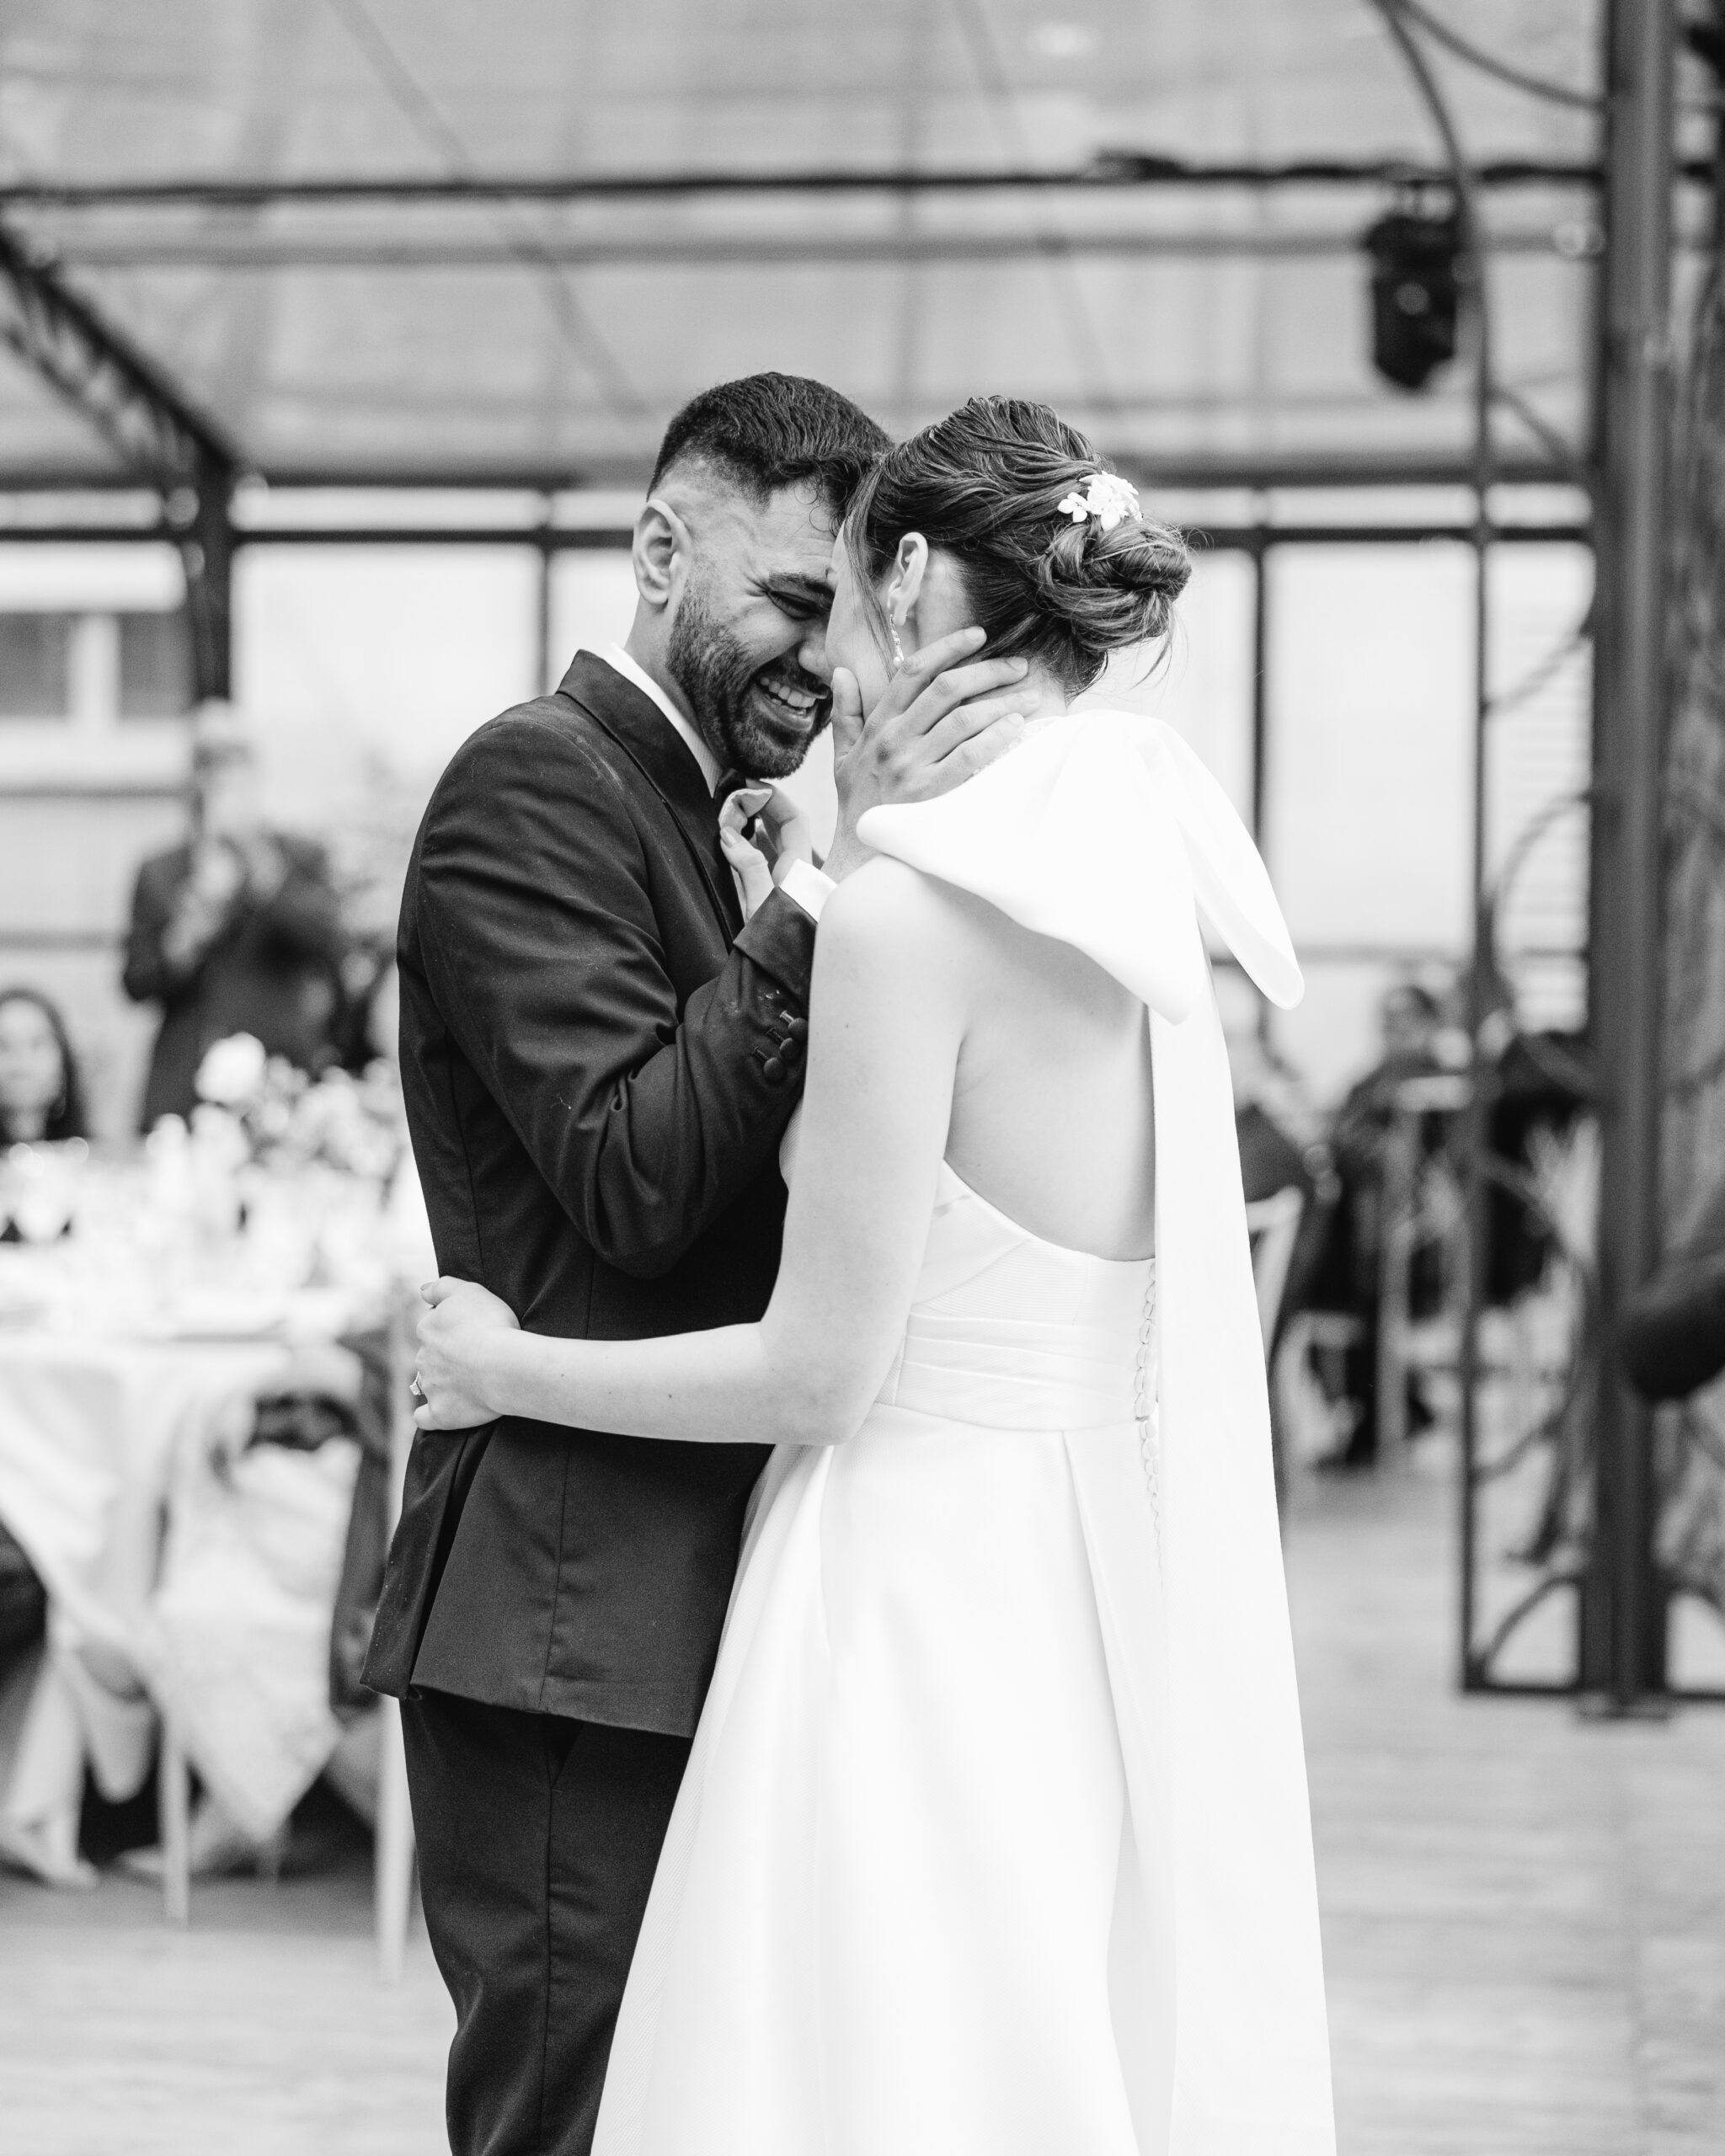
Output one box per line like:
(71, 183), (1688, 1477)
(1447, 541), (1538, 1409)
(1246, 1186), (1307, 1506)
(1373, 1073), (1469, 1454)
(1245, 1186), (1306, 1353)
(159, 1289), (419, 1981)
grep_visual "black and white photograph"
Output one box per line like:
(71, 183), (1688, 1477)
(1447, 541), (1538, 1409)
(0, 5), (1722, 2153)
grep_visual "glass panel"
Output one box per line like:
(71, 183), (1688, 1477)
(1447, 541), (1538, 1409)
(1482, 544), (1593, 1037)
(0, 612), (72, 719)
(1263, 541), (1477, 1104)
(118, 610), (193, 718)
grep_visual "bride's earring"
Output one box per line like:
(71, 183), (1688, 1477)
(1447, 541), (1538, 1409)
(888, 616), (905, 672)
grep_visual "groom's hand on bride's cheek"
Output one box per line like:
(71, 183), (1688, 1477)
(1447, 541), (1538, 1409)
(825, 630), (1029, 879)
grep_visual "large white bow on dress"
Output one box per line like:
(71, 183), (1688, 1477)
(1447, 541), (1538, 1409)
(860, 711), (1335, 2156)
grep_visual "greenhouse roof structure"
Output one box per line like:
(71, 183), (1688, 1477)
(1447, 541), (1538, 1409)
(0, 0), (1713, 493)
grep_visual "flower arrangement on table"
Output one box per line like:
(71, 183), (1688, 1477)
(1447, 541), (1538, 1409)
(190, 1034), (405, 1183)
(129, 1035), (427, 1305)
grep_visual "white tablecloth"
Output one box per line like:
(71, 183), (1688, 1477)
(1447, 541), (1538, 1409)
(0, 1309), (351, 1860)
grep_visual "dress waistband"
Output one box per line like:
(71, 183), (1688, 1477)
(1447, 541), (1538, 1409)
(873, 1310), (1141, 1432)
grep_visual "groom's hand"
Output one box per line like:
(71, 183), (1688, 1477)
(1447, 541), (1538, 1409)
(824, 628), (1028, 882)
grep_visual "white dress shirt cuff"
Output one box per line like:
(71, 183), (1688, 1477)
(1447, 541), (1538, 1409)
(778, 858), (836, 923)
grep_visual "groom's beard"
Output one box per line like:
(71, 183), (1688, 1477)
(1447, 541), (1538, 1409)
(666, 582), (831, 780)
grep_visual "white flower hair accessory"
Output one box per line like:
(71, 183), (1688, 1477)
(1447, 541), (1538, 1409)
(1056, 471), (1141, 532)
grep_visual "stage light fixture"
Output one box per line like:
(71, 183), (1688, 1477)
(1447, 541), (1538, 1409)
(1363, 207), (1461, 392)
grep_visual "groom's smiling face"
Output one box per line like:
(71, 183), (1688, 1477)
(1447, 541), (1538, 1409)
(659, 474), (838, 779)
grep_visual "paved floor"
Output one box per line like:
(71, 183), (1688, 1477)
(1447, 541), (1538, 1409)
(3, 1449), (1722, 2154)
(1288, 1449), (1725, 2156)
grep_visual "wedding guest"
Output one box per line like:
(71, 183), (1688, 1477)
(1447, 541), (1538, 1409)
(122, 702), (347, 1129)
(0, 987), (86, 1145)
(1305, 980), (1449, 1467)
(1228, 1022), (1332, 1503)
(0, 1519), (45, 1664)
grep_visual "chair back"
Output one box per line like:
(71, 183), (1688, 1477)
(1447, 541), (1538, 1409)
(1245, 1186), (1306, 1354)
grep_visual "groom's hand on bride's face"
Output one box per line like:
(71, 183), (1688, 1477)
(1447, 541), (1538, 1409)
(825, 629), (1028, 880)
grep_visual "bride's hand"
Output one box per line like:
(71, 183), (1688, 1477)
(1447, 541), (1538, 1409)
(825, 632), (1030, 880)
(414, 1278), (521, 1430)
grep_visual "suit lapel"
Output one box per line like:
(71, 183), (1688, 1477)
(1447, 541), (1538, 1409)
(557, 652), (744, 941)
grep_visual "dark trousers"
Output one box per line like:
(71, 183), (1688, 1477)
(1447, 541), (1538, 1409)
(403, 1689), (691, 2156)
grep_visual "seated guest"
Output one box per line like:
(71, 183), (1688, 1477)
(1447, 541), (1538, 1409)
(1623, 1176), (1725, 1404)
(0, 988), (88, 1246)
(122, 702), (346, 1129)
(1228, 1022), (1328, 1504)
(0, 987), (86, 1146)
(0, 1522), (45, 1661)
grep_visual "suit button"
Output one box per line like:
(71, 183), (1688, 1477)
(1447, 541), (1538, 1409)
(777, 1034), (804, 1067)
(761, 1057), (788, 1086)
(785, 1016), (809, 1041)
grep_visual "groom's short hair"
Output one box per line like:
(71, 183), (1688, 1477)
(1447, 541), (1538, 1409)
(649, 374), (889, 519)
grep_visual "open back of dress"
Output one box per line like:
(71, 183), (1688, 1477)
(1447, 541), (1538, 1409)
(594, 712), (1335, 2156)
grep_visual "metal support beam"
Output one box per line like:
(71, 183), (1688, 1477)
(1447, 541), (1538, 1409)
(0, 157), (1627, 211)
(1582, 0), (1677, 1706)
(1249, 541), (1269, 850)
(179, 481), (235, 703)
(0, 221), (241, 697)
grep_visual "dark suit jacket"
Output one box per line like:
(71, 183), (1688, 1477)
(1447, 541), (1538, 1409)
(122, 835), (346, 1129)
(362, 652), (816, 1737)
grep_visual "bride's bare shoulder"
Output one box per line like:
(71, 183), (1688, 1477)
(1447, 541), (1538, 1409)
(819, 853), (989, 960)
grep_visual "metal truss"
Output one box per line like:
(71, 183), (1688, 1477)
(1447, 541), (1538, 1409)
(0, 221), (240, 696)
(0, 224), (235, 484)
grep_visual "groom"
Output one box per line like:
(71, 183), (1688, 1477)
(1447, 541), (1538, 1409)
(364, 373), (1027, 2155)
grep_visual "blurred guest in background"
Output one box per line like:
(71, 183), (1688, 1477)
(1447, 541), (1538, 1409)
(1306, 980), (1450, 1468)
(1233, 1037), (1317, 1209)
(1229, 1018), (1334, 1502)
(0, 986), (86, 1147)
(122, 702), (346, 1129)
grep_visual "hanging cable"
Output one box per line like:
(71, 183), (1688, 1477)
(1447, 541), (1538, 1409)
(1492, 379), (1589, 483)
(1397, 0), (1723, 117)
(1368, 0), (1501, 1687)
(1390, 0), (1603, 112)
(945, 0), (1122, 421)
(1487, 606), (1594, 719)
(1366, 3), (1493, 452)
(323, 0), (644, 420)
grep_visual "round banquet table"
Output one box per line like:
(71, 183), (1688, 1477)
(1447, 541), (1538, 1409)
(0, 1263), (360, 1885)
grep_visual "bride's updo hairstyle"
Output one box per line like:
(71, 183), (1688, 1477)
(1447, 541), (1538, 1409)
(845, 396), (1191, 693)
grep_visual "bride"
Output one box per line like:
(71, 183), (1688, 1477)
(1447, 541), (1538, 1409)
(413, 398), (1335, 2156)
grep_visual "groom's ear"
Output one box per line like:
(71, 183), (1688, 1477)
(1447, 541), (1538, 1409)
(633, 496), (686, 612)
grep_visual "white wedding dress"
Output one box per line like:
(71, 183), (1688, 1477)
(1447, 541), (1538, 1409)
(593, 712), (1335, 2156)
